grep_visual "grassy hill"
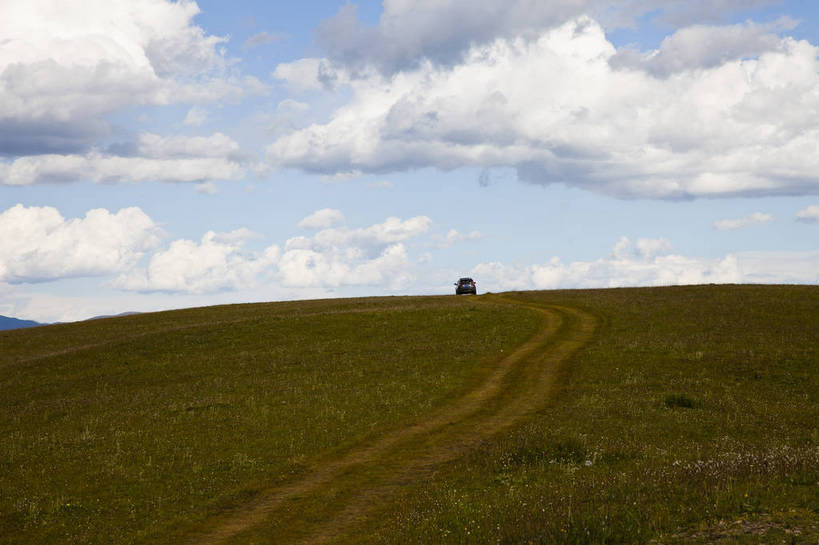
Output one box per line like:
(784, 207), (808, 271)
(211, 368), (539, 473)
(369, 286), (819, 544)
(1, 286), (817, 544)
(0, 296), (539, 544)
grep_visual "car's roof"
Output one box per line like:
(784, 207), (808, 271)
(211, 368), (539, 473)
(458, 277), (473, 281)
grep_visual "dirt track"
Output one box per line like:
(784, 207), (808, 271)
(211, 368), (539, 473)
(182, 295), (598, 544)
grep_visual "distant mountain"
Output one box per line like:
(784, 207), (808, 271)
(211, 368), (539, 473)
(87, 311), (141, 320)
(0, 315), (44, 331)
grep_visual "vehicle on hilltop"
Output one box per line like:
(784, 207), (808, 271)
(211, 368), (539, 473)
(454, 277), (477, 295)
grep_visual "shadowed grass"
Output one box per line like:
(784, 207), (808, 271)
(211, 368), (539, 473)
(3, 285), (816, 544)
(0, 295), (540, 545)
(363, 285), (819, 544)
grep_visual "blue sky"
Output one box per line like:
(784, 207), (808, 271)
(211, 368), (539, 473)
(1, 0), (818, 322)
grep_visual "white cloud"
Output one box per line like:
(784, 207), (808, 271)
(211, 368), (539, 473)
(183, 106), (208, 126)
(268, 16), (819, 199)
(133, 132), (243, 159)
(472, 237), (819, 292)
(113, 214), (430, 294)
(0, 132), (252, 185)
(433, 229), (485, 248)
(0, 152), (244, 186)
(298, 208), (345, 229)
(273, 58), (349, 91)
(212, 228), (260, 244)
(195, 181), (218, 194)
(277, 243), (411, 289)
(0, 204), (162, 283)
(473, 237), (734, 291)
(241, 75), (271, 97)
(713, 212), (773, 230)
(114, 230), (280, 294)
(320, 171), (363, 183)
(610, 18), (796, 76)
(315, 0), (777, 75)
(278, 215), (431, 288)
(306, 216), (432, 250)
(0, 0), (256, 156)
(796, 205), (819, 223)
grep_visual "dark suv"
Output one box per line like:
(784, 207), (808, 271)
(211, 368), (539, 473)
(454, 277), (477, 295)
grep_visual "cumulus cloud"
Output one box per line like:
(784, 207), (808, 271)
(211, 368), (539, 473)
(713, 212), (773, 230)
(114, 214), (430, 294)
(195, 181), (218, 194)
(277, 243), (411, 289)
(302, 216), (432, 251)
(268, 16), (819, 199)
(0, 204), (162, 283)
(795, 205), (819, 223)
(0, 208), (430, 295)
(298, 208), (345, 229)
(315, 0), (777, 75)
(114, 229), (279, 294)
(183, 106), (208, 127)
(273, 58), (349, 91)
(610, 18), (796, 77)
(278, 215), (431, 288)
(129, 132), (245, 160)
(473, 236), (741, 291)
(433, 229), (485, 248)
(0, 0), (255, 157)
(0, 132), (253, 185)
(472, 236), (819, 291)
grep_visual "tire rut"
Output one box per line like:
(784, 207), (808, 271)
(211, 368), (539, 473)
(182, 296), (597, 545)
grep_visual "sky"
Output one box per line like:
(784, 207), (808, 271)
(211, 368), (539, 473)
(1, 0), (818, 323)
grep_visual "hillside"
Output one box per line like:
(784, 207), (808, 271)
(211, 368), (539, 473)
(0, 295), (540, 544)
(1, 286), (817, 544)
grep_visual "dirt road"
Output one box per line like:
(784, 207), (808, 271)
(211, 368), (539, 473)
(183, 295), (597, 544)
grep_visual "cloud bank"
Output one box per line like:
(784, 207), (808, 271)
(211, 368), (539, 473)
(316, 0), (777, 75)
(116, 212), (431, 293)
(1, 133), (255, 185)
(0, 0), (266, 186)
(271, 14), (819, 199)
(472, 236), (819, 291)
(115, 229), (279, 294)
(0, 0), (246, 156)
(3, 203), (816, 321)
(0, 204), (161, 283)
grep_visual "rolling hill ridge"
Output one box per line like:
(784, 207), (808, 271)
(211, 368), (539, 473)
(1, 285), (817, 544)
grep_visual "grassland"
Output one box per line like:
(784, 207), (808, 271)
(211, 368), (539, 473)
(364, 285), (819, 544)
(1, 285), (817, 544)
(0, 296), (540, 544)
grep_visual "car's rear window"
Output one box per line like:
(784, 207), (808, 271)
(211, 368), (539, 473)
(459, 278), (473, 283)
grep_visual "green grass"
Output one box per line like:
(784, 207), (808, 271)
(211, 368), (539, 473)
(0, 295), (540, 544)
(364, 285), (819, 544)
(3, 285), (817, 544)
